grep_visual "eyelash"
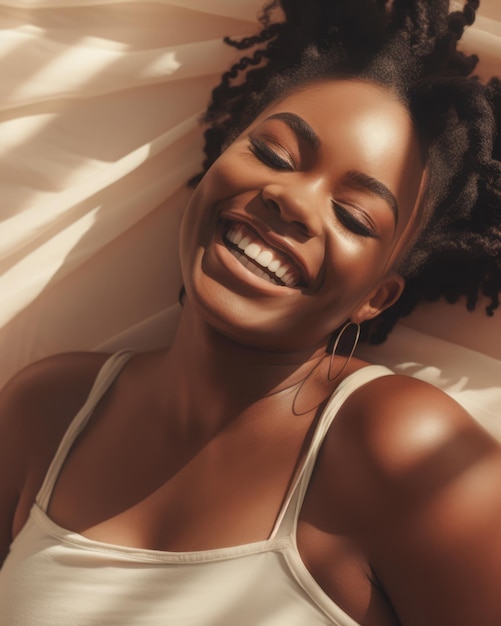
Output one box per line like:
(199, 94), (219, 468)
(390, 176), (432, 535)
(249, 137), (294, 171)
(249, 137), (377, 239)
(332, 203), (377, 238)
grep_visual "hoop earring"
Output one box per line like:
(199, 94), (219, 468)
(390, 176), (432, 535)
(327, 321), (361, 382)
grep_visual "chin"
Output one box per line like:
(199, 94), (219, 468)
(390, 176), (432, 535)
(183, 277), (325, 355)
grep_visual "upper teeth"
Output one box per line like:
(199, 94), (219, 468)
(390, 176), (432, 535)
(225, 223), (301, 288)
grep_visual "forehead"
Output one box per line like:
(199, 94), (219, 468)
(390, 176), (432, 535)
(257, 79), (417, 152)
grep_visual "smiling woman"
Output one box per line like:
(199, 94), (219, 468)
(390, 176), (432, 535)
(1, 1), (501, 626)
(180, 79), (423, 353)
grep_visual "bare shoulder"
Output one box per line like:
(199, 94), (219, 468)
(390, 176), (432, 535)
(328, 373), (501, 625)
(1, 351), (111, 402)
(0, 351), (111, 564)
(0, 351), (113, 471)
(0, 352), (113, 449)
(334, 372), (491, 478)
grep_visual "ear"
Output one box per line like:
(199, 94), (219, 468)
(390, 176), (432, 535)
(350, 273), (405, 324)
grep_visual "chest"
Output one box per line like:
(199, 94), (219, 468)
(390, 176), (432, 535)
(47, 396), (311, 548)
(40, 397), (398, 626)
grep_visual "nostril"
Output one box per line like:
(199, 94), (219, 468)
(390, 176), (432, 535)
(292, 220), (311, 237)
(262, 188), (315, 238)
(267, 198), (281, 214)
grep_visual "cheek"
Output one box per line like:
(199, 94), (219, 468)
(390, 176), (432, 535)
(323, 231), (388, 288)
(180, 155), (237, 248)
(204, 145), (252, 190)
(178, 152), (257, 293)
(209, 137), (280, 196)
(184, 157), (243, 219)
(180, 147), (263, 248)
(179, 185), (216, 290)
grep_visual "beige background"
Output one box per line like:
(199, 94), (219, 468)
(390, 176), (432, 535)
(0, 0), (500, 436)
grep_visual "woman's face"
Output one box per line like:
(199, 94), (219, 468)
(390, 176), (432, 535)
(179, 79), (425, 353)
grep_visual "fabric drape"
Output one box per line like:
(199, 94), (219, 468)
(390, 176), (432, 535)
(1, 0), (500, 437)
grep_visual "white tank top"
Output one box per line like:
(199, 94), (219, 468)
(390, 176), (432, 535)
(0, 352), (393, 625)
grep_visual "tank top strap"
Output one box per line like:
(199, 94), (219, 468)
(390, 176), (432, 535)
(36, 350), (134, 512)
(271, 364), (394, 540)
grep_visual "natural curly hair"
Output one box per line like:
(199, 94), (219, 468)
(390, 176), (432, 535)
(189, 0), (501, 343)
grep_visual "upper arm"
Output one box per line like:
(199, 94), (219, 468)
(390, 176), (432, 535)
(0, 352), (109, 567)
(332, 374), (501, 625)
(375, 445), (501, 626)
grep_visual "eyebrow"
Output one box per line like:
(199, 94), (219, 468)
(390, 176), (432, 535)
(266, 111), (398, 224)
(267, 112), (320, 149)
(342, 170), (399, 225)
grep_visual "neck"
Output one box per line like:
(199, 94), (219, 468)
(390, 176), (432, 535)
(158, 302), (328, 434)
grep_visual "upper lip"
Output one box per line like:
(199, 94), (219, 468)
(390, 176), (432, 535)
(219, 212), (312, 287)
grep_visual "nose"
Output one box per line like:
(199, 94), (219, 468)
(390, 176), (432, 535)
(261, 181), (323, 238)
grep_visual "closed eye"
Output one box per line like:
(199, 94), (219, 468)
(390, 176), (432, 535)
(249, 137), (295, 171)
(333, 202), (378, 238)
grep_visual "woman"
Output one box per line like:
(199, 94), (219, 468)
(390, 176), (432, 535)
(1, 0), (500, 624)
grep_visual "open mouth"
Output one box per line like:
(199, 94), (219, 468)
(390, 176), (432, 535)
(222, 221), (305, 289)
